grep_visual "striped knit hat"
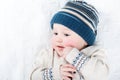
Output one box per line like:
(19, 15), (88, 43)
(50, 1), (99, 45)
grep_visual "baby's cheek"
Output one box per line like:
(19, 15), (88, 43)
(51, 38), (55, 48)
(64, 40), (75, 47)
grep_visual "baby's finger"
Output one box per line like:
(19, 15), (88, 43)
(61, 67), (76, 72)
(62, 71), (74, 78)
(63, 76), (71, 80)
(62, 64), (76, 69)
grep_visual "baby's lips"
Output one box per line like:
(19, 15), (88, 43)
(57, 46), (64, 48)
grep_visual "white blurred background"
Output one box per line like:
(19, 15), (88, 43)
(0, 0), (120, 80)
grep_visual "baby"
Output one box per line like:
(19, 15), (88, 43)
(30, 1), (109, 80)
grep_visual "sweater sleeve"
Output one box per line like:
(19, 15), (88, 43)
(65, 47), (109, 80)
(30, 49), (61, 80)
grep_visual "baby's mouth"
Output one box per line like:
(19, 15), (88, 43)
(57, 46), (64, 48)
(57, 46), (65, 50)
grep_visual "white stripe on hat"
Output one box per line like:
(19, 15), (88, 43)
(64, 6), (96, 29)
(58, 9), (96, 33)
(72, 1), (99, 17)
(82, 2), (99, 17)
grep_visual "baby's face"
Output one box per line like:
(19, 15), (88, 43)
(51, 23), (87, 57)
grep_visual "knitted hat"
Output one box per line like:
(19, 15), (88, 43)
(50, 1), (99, 45)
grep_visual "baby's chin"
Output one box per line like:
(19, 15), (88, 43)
(55, 50), (64, 57)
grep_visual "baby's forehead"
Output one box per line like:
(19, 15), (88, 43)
(53, 23), (72, 31)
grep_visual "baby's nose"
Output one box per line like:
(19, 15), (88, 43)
(56, 37), (63, 43)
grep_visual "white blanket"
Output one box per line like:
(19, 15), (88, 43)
(0, 0), (120, 80)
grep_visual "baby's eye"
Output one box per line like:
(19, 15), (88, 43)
(64, 33), (70, 36)
(54, 32), (58, 35)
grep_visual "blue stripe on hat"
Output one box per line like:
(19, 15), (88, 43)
(63, 7), (96, 32)
(66, 1), (98, 28)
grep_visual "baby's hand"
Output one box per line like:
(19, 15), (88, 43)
(60, 64), (76, 80)
(63, 47), (73, 59)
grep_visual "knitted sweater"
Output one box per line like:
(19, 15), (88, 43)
(30, 45), (109, 80)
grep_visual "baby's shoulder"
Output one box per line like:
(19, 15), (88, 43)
(82, 45), (106, 56)
(33, 48), (53, 67)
